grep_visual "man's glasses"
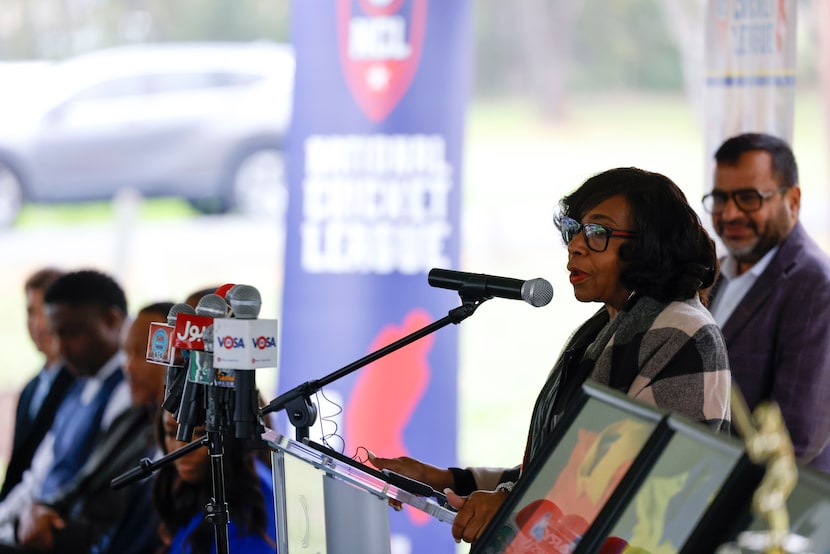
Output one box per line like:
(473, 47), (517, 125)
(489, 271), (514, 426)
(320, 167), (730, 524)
(701, 187), (788, 214)
(555, 215), (637, 253)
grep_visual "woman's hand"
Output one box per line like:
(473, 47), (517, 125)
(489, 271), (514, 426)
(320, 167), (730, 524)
(366, 452), (455, 492)
(446, 489), (508, 544)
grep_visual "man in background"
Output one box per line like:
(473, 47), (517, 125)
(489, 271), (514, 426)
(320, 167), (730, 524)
(16, 301), (174, 553)
(0, 269), (131, 544)
(704, 132), (830, 472)
(0, 268), (74, 501)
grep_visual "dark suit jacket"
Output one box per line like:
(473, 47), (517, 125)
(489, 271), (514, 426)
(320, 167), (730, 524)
(711, 222), (830, 472)
(0, 365), (75, 500)
(39, 405), (161, 554)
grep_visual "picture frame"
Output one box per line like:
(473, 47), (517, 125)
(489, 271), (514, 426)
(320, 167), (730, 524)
(580, 414), (763, 554)
(473, 381), (671, 554)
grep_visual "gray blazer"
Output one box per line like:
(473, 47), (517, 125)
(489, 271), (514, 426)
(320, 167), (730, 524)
(711, 222), (830, 472)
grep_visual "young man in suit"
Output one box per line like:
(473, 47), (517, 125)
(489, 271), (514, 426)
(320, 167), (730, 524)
(0, 269), (74, 501)
(15, 302), (174, 553)
(0, 269), (131, 545)
(704, 132), (830, 473)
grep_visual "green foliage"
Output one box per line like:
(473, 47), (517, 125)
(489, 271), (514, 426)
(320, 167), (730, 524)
(473, 0), (685, 99)
(149, 0), (290, 43)
(570, 0), (683, 91)
(0, 0), (290, 60)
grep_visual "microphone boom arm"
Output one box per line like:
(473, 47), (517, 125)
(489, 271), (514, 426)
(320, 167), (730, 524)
(261, 296), (488, 440)
(111, 435), (208, 490)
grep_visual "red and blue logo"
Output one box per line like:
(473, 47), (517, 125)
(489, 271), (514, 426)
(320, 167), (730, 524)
(219, 336), (245, 349)
(337, 0), (427, 122)
(252, 336), (277, 350)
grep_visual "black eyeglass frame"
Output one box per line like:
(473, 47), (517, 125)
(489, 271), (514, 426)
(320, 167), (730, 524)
(701, 187), (789, 214)
(555, 215), (637, 253)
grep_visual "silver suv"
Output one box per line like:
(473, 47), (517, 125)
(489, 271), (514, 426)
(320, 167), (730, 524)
(0, 41), (294, 227)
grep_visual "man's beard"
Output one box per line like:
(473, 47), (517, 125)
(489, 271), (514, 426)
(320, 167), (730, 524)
(719, 212), (788, 265)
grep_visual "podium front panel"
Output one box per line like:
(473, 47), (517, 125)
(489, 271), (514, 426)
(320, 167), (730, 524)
(267, 429), (452, 552)
(280, 451), (329, 552)
(324, 476), (391, 554)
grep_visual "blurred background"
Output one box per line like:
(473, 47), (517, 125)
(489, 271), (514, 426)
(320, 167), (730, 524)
(0, 0), (828, 479)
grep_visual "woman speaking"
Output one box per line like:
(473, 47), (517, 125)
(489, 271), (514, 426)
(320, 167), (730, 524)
(370, 167), (731, 545)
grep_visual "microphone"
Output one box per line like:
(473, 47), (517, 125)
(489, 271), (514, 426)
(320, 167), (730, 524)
(161, 303), (196, 414)
(227, 284), (263, 440)
(427, 268), (553, 307)
(177, 293), (228, 441)
(214, 283), (236, 299)
(194, 293), (228, 318)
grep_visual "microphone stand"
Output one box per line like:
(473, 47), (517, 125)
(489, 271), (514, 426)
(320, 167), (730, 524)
(261, 292), (490, 441)
(111, 385), (234, 554)
(204, 385), (232, 554)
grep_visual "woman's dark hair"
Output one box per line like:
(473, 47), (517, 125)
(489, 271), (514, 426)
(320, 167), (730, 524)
(559, 167), (718, 305)
(151, 412), (272, 552)
(139, 301), (175, 319)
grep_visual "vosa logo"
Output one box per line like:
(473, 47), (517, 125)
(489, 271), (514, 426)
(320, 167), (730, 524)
(252, 336), (277, 350)
(218, 336), (245, 349)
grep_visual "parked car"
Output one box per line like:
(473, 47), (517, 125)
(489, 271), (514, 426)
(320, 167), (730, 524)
(0, 41), (294, 227)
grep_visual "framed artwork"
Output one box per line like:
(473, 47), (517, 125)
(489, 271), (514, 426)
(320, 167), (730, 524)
(473, 382), (670, 554)
(581, 415), (763, 554)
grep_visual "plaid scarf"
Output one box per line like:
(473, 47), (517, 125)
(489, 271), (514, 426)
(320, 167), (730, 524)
(524, 294), (731, 468)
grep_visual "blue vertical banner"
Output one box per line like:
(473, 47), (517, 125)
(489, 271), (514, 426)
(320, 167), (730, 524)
(281, 1), (472, 552)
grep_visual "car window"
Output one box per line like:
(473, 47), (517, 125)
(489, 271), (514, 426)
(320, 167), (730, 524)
(150, 72), (265, 94)
(71, 75), (151, 101)
(66, 71), (265, 105)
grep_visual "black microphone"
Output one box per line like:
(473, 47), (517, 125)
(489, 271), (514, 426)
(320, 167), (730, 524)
(161, 303), (196, 414)
(227, 284), (264, 440)
(427, 268), (553, 307)
(177, 293), (228, 442)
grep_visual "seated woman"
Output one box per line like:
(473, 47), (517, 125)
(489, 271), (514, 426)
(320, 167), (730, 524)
(152, 411), (276, 554)
(370, 167), (731, 544)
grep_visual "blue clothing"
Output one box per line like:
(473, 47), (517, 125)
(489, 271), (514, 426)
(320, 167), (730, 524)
(40, 368), (125, 500)
(28, 363), (62, 420)
(0, 363), (74, 501)
(169, 459), (276, 554)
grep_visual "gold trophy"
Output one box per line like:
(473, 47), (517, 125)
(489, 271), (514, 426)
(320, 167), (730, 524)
(718, 386), (809, 554)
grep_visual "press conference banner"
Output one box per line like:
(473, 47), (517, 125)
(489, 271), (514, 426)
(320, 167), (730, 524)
(704, 0), (797, 166)
(281, 2), (472, 552)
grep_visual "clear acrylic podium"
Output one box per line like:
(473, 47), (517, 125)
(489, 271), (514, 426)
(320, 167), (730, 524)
(263, 429), (455, 553)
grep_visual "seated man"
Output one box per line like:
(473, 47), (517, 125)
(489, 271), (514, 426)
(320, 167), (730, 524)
(0, 270), (130, 546)
(1, 268), (74, 502)
(15, 302), (174, 553)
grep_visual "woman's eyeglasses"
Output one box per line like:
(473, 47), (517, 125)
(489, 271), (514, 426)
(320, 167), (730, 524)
(555, 215), (637, 253)
(701, 187), (787, 214)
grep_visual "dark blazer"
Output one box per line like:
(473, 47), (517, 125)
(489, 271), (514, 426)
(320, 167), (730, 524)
(42, 405), (161, 554)
(0, 365), (75, 500)
(711, 222), (830, 472)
